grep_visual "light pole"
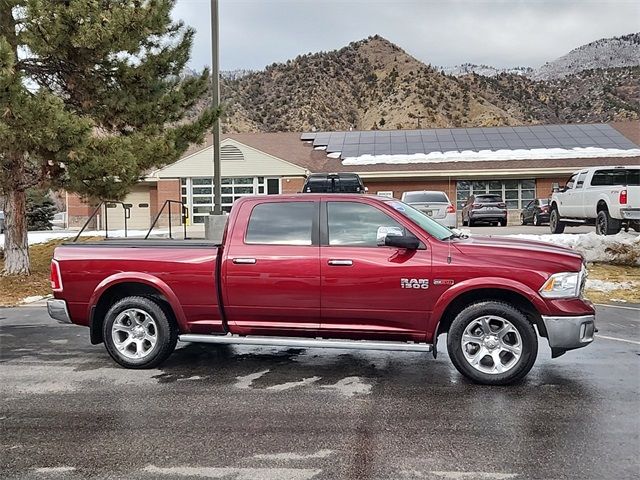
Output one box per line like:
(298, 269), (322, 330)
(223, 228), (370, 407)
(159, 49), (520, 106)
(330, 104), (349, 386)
(211, 0), (222, 214)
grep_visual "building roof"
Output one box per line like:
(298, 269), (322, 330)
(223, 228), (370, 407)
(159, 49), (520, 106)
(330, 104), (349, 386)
(303, 123), (639, 159)
(181, 121), (640, 178)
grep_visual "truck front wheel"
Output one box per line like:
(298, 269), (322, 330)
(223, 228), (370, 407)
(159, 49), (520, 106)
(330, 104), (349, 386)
(446, 301), (538, 385)
(549, 207), (565, 234)
(103, 296), (178, 369)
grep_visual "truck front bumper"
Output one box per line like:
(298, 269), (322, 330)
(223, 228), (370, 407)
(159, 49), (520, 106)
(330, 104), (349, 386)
(47, 299), (72, 324)
(542, 314), (595, 354)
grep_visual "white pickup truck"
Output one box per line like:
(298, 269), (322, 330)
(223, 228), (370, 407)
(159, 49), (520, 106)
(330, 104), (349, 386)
(550, 166), (640, 235)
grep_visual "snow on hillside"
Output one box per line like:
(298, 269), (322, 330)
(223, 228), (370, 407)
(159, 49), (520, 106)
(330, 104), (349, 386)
(439, 63), (533, 78)
(531, 32), (640, 80)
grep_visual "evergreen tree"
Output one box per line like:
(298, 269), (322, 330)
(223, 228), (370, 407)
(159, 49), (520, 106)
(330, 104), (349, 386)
(26, 189), (56, 231)
(0, 0), (219, 274)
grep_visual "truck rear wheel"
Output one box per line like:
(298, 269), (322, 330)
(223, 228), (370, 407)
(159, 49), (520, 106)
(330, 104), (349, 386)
(446, 301), (538, 385)
(596, 209), (621, 236)
(549, 207), (565, 234)
(103, 296), (177, 369)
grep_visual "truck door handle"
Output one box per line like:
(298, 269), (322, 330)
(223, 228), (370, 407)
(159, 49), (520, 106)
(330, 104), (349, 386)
(232, 258), (256, 265)
(327, 259), (353, 266)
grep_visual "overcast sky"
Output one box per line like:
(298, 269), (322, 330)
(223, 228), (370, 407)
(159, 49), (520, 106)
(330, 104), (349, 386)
(173, 0), (639, 71)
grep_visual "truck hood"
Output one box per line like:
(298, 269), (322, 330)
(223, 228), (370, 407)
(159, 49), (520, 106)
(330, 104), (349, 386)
(452, 235), (584, 272)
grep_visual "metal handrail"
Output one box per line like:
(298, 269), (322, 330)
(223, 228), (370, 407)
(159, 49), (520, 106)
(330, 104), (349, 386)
(145, 199), (188, 240)
(73, 201), (131, 242)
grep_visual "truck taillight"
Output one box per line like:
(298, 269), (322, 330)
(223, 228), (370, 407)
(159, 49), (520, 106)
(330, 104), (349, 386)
(620, 189), (627, 205)
(50, 260), (63, 291)
(446, 204), (456, 213)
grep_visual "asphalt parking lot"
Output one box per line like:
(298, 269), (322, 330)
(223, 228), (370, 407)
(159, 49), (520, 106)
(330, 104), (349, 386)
(1, 304), (638, 480)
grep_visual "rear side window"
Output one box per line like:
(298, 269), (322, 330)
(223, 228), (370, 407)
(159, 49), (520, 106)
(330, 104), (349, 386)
(246, 202), (315, 245)
(403, 192), (448, 203)
(591, 169), (640, 186)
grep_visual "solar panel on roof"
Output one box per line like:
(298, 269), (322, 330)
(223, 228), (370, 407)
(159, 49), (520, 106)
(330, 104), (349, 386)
(302, 123), (639, 160)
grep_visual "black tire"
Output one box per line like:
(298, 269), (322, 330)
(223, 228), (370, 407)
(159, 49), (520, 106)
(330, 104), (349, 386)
(468, 218), (475, 227)
(446, 301), (538, 385)
(596, 209), (621, 236)
(549, 207), (565, 234)
(533, 214), (541, 226)
(500, 219), (507, 227)
(462, 217), (468, 227)
(103, 296), (178, 369)
(520, 213), (527, 225)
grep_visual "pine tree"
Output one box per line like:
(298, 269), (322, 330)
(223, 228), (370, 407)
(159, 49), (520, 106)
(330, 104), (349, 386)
(0, 0), (219, 274)
(26, 189), (57, 231)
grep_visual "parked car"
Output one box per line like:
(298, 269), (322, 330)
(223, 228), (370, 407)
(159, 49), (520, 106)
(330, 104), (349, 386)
(401, 191), (457, 228)
(48, 194), (596, 385)
(520, 199), (550, 226)
(302, 173), (366, 193)
(461, 194), (508, 227)
(0, 210), (4, 234)
(550, 166), (640, 235)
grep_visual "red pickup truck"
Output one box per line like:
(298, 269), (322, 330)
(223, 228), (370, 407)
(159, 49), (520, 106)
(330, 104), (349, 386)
(48, 194), (595, 385)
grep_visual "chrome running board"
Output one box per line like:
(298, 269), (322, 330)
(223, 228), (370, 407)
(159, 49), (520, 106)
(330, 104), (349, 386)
(178, 334), (432, 352)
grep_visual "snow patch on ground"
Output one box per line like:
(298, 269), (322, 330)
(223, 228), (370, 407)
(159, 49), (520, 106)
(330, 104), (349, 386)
(21, 295), (46, 304)
(504, 232), (640, 265)
(327, 151), (341, 159)
(321, 376), (372, 397)
(342, 147), (640, 165)
(0, 229), (166, 249)
(585, 279), (637, 292)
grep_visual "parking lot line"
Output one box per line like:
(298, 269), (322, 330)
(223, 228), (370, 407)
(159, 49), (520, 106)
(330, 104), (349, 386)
(596, 334), (640, 345)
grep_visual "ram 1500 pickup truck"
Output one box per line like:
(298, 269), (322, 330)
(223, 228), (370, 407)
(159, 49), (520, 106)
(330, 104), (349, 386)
(550, 165), (640, 235)
(48, 194), (596, 385)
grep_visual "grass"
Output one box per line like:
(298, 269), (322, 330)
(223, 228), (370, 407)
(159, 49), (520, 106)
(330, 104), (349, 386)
(0, 240), (62, 307)
(1, 240), (639, 307)
(583, 263), (640, 304)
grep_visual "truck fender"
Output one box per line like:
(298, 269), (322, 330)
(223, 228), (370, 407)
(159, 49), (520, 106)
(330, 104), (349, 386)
(88, 272), (189, 332)
(430, 277), (546, 345)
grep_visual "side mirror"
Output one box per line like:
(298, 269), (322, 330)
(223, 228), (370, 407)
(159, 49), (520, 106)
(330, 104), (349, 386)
(385, 234), (420, 250)
(376, 226), (419, 249)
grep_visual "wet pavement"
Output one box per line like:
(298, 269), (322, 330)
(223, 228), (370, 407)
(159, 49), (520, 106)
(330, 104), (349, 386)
(1, 305), (638, 480)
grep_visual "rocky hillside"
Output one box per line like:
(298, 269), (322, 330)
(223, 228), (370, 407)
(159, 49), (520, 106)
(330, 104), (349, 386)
(217, 35), (640, 133)
(531, 32), (640, 80)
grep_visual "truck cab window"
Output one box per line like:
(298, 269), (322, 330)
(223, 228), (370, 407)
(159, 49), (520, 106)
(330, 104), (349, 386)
(246, 202), (315, 245)
(328, 202), (403, 247)
(565, 174), (577, 189)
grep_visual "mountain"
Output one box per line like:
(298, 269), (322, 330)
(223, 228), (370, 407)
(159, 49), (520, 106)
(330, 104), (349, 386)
(531, 32), (640, 80)
(439, 63), (533, 78)
(216, 35), (640, 133)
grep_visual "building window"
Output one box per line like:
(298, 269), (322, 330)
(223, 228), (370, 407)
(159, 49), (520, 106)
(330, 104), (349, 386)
(456, 179), (536, 210)
(182, 176), (281, 223)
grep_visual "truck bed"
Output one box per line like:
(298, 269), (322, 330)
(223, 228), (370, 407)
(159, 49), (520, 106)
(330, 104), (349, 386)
(54, 240), (223, 335)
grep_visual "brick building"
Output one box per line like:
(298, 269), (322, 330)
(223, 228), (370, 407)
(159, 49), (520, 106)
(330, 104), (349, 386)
(67, 121), (640, 229)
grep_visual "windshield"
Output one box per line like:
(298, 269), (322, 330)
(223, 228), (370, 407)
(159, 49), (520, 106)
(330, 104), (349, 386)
(403, 192), (448, 203)
(386, 200), (453, 241)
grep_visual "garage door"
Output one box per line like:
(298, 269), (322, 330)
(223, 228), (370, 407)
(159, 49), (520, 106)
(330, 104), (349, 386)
(103, 186), (151, 232)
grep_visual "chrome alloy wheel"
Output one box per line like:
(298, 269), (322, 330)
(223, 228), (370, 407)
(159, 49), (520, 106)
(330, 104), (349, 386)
(111, 308), (158, 360)
(461, 315), (522, 375)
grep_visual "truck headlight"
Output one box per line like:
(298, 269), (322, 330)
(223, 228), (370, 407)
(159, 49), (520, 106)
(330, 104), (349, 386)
(539, 270), (583, 299)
